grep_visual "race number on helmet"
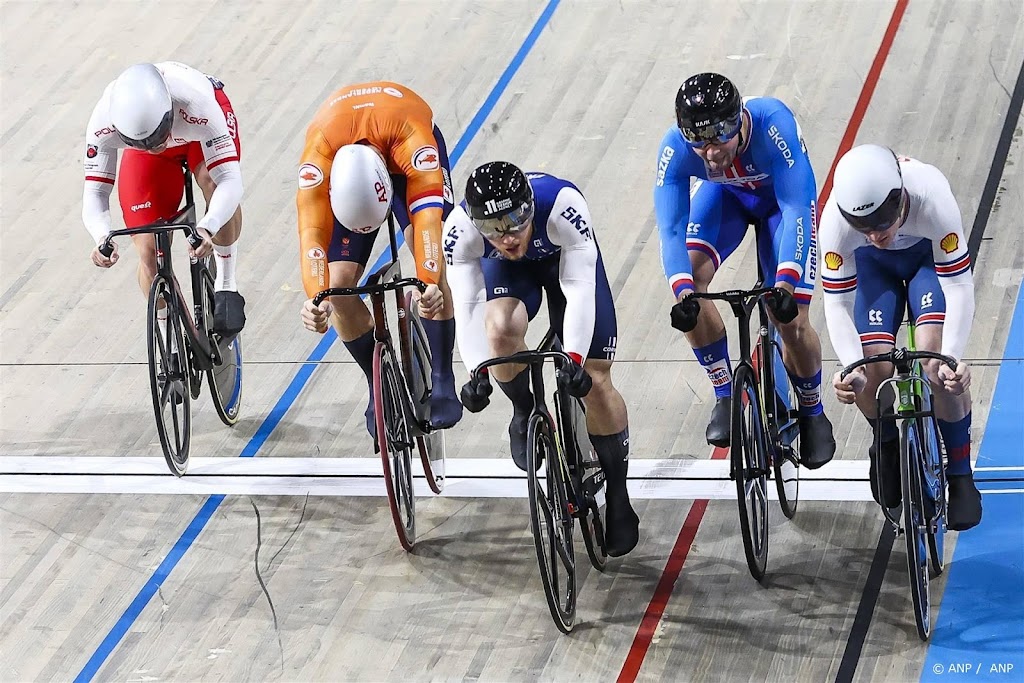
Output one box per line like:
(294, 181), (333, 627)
(464, 161), (535, 239)
(109, 64), (174, 151)
(329, 144), (393, 234)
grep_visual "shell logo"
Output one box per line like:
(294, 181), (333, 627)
(940, 232), (959, 254)
(824, 251), (843, 270)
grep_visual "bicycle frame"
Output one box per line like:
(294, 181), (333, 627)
(99, 164), (219, 371)
(311, 215), (431, 437)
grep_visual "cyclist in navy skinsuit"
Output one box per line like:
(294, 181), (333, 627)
(654, 72), (835, 469)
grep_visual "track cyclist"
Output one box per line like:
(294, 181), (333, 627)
(822, 144), (982, 530)
(83, 61), (247, 337)
(654, 72), (835, 468)
(296, 82), (463, 442)
(447, 162), (640, 557)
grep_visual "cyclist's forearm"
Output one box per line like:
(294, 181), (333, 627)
(82, 180), (113, 245)
(823, 293), (863, 368)
(938, 280), (974, 362)
(197, 162), (243, 234)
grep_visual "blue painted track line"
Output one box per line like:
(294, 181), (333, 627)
(73, 2), (561, 680)
(921, 283), (1024, 681)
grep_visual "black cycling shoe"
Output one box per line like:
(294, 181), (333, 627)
(509, 412), (535, 472)
(869, 437), (901, 509)
(706, 396), (731, 447)
(604, 493), (640, 557)
(947, 473), (983, 531)
(799, 412), (836, 469)
(213, 290), (246, 338)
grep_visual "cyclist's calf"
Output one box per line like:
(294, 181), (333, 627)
(581, 358), (628, 434)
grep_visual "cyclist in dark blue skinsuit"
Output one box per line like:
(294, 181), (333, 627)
(653, 72), (835, 468)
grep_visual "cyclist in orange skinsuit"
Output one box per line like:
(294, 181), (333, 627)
(296, 82), (462, 441)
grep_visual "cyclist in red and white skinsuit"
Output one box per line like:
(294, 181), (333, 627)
(82, 61), (246, 334)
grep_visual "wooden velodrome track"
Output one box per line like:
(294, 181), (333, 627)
(2, 1), (1022, 681)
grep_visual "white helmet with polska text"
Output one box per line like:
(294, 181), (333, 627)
(833, 144), (906, 233)
(329, 144), (393, 234)
(109, 64), (173, 151)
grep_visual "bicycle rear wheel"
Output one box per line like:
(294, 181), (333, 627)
(404, 292), (444, 494)
(201, 266), (242, 426)
(526, 412), (577, 632)
(900, 418), (932, 640)
(732, 364), (770, 581)
(374, 342), (416, 551)
(147, 274), (192, 476)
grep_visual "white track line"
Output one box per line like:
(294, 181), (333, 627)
(0, 457), (1014, 498)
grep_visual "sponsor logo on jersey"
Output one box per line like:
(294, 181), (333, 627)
(423, 259), (438, 273)
(383, 87), (403, 98)
(307, 246), (326, 287)
(869, 309), (883, 326)
(940, 232), (959, 254)
(93, 126), (117, 138)
(656, 146), (674, 187)
(178, 109), (208, 126)
(560, 205), (591, 239)
(307, 247), (325, 260)
(824, 251), (843, 270)
(492, 286), (509, 295)
(443, 225), (459, 266)
(225, 111), (237, 139)
(298, 163), (324, 189)
(130, 201), (152, 212)
(767, 124), (795, 168)
(412, 146), (440, 171)
(921, 292), (933, 309)
(86, 145), (98, 158)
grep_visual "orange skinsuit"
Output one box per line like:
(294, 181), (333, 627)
(296, 81), (447, 297)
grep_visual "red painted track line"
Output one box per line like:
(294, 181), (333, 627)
(616, 2), (909, 680)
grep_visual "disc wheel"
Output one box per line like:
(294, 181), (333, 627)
(147, 275), (192, 476)
(374, 342), (416, 551)
(901, 419), (932, 641)
(404, 292), (444, 494)
(201, 266), (242, 426)
(732, 364), (770, 582)
(526, 412), (576, 632)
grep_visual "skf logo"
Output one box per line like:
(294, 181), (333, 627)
(560, 206), (591, 239)
(940, 232), (959, 254)
(412, 145), (440, 171)
(921, 292), (933, 309)
(869, 309), (883, 326)
(298, 163), (324, 189)
(824, 251), (843, 270)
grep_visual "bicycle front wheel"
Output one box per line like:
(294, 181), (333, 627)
(404, 292), (444, 494)
(374, 342), (416, 551)
(147, 274), (192, 477)
(201, 264), (242, 426)
(901, 418), (932, 640)
(732, 364), (770, 582)
(526, 412), (577, 633)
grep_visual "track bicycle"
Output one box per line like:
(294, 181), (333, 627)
(684, 277), (802, 582)
(312, 215), (444, 551)
(840, 323), (951, 640)
(99, 163), (242, 476)
(469, 329), (609, 633)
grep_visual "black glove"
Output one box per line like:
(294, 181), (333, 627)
(670, 297), (701, 333)
(557, 358), (592, 398)
(460, 371), (493, 413)
(765, 287), (798, 324)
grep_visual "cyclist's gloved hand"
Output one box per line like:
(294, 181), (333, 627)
(460, 370), (493, 413)
(557, 354), (592, 398)
(670, 297), (701, 333)
(765, 287), (798, 324)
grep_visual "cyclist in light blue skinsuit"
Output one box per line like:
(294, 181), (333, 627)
(653, 72), (835, 468)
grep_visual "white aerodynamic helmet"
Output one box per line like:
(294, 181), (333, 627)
(833, 143), (905, 233)
(109, 63), (174, 151)
(329, 144), (393, 234)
